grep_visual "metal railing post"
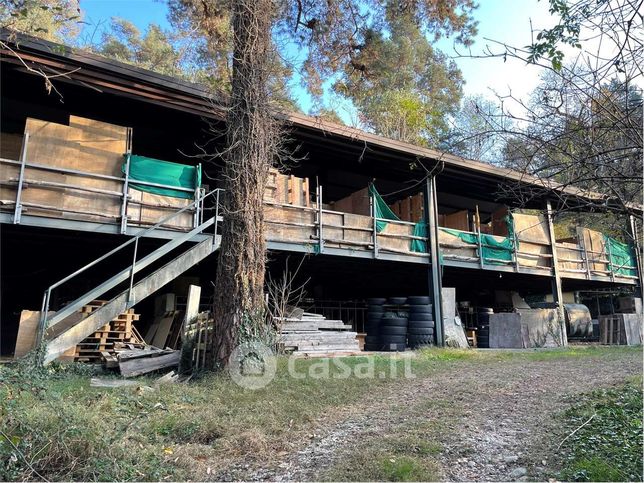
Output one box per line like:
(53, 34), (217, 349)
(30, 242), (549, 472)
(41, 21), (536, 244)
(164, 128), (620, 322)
(128, 238), (139, 304)
(318, 185), (324, 254)
(371, 194), (378, 259)
(120, 153), (131, 234)
(37, 288), (52, 344)
(477, 229), (485, 268)
(13, 132), (29, 224)
(193, 164), (201, 228)
(513, 224), (520, 272)
(605, 237), (615, 282)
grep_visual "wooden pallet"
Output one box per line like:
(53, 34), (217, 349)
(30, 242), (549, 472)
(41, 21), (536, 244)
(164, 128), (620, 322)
(63, 302), (144, 363)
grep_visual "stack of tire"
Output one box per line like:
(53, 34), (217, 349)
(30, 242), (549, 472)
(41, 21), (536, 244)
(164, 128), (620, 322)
(379, 297), (408, 351)
(407, 296), (434, 348)
(476, 307), (493, 348)
(364, 298), (386, 351)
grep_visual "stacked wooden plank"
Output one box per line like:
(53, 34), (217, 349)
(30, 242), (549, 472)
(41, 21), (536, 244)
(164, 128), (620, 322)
(264, 168), (311, 207)
(279, 313), (360, 355)
(65, 301), (145, 362)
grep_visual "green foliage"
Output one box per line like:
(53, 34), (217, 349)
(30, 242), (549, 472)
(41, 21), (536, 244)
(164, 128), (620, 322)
(558, 378), (643, 482)
(334, 9), (463, 145)
(98, 19), (187, 78)
(0, 0), (81, 42)
(526, 0), (585, 70)
(502, 69), (642, 212)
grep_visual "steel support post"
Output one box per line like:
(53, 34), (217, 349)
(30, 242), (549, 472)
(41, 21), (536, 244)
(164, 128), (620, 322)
(628, 215), (643, 302)
(424, 177), (444, 346)
(545, 200), (568, 346)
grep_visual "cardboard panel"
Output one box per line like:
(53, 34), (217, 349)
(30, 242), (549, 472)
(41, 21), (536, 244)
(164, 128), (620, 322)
(491, 206), (509, 236)
(444, 210), (469, 231)
(0, 132), (23, 160)
(438, 229), (477, 259)
(63, 116), (127, 221)
(579, 227), (608, 273)
(513, 213), (550, 244)
(331, 187), (370, 216)
(265, 204), (315, 242)
(378, 221), (414, 252)
(556, 242), (585, 272)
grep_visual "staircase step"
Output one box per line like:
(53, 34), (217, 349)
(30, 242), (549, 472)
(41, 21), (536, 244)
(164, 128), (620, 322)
(44, 237), (218, 363)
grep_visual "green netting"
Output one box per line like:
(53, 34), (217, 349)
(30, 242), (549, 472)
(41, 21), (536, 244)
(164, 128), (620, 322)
(411, 221), (428, 253)
(604, 235), (637, 276)
(368, 183), (400, 232)
(440, 215), (516, 265)
(368, 183), (428, 253)
(123, 154), (201, 199)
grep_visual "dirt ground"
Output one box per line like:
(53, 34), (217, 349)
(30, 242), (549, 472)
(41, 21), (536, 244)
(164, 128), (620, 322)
(220, 348), (642, 482)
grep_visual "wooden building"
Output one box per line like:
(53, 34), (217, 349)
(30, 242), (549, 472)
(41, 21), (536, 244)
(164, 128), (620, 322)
(1, 32), (642, 360)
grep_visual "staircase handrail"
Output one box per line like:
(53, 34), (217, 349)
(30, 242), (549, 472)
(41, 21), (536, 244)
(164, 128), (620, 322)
(39, 188), (223, 336)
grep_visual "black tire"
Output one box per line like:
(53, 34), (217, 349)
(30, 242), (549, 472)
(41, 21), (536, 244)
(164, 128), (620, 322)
(367, 306), (384, 314)
(366, 298), (386, 305)
(409, 313), (434, 322)
(379, 317), (408, 327)
(380, 335), (407, 344)
(409, 320), (435, 329)
(478, 329), (489, 336)
(364, 335), (380, 344)
(365, 321), (380, 330)
(380, 326), (407, 336)
(381, 343), (406, 352)
(363, 343), (380, 351)
(409, 340), (433, 348)
(387, 297), (408, 305)
(366, 313), (383, 322)
(408, 327), (434, 336)
(408, 334), (433, 343)
(409, 305), (432, 314)
(407, 296), (431, 305)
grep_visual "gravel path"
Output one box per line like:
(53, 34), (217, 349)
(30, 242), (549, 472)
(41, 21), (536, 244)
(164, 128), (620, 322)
(227, 349), (642, 481)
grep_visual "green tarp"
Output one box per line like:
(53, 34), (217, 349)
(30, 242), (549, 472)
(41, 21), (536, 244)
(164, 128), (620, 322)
(123, 154), (201, 199)
(604, 235), (638, 277)
(411, 221), (428, 253)
(369, 183), (400, 233)
(368, 183), (427, 253)
(440, 215), (516, 265)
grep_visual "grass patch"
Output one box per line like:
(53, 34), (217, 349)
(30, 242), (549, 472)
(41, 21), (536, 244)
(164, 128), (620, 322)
(321, 429), (442, 482)
(0, 345), (638, 481)
(0, 355), (425, 481)
(557, 376), (643, 482)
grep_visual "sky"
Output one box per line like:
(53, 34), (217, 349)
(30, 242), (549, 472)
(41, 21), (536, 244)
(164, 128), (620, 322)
(79, 0), (559, 120)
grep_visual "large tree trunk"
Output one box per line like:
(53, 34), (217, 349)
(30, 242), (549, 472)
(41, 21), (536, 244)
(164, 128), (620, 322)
(209, 0), (275, 370)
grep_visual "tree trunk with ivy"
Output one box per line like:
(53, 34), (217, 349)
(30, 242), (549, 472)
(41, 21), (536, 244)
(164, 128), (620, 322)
(208, 0), (276, 370)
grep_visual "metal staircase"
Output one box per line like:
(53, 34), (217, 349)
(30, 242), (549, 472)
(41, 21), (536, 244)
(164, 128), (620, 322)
(40, 189), (222, 364)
